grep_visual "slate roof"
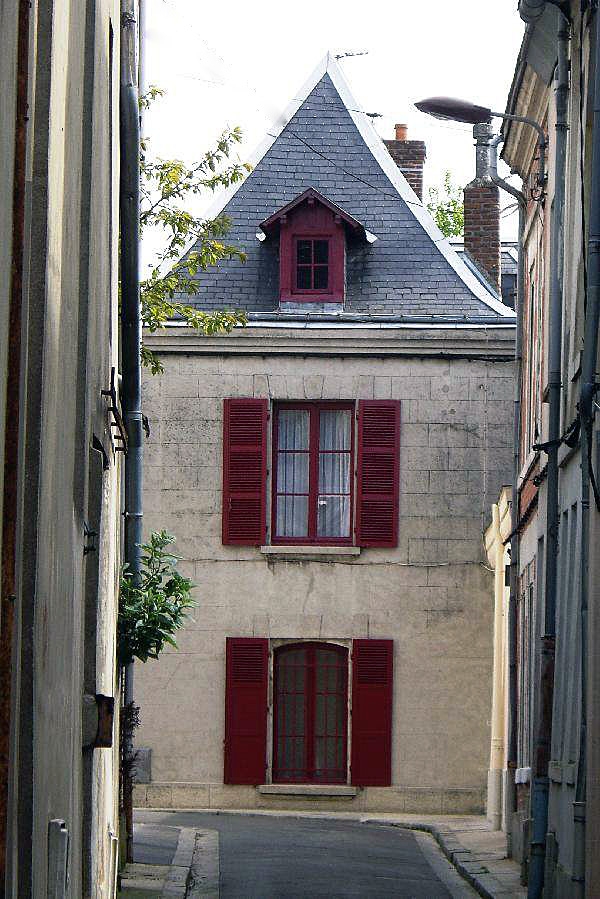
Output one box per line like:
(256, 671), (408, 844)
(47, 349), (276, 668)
(181, 56), (515, 323)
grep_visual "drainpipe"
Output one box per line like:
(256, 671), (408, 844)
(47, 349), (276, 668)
(578, 5), (600, 896)
(0, 0), (31, 887)
(488, 502), (507, 831)
(120, 0), (143, 864)
(528, 13), (570, 899)
(489, 133), (526, 841)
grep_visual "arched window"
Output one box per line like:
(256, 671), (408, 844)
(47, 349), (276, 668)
(273, 642), (348, 784)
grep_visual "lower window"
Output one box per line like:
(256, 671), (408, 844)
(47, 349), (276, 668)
(273, 642), (348, 784)
(224, 636), (393, 787)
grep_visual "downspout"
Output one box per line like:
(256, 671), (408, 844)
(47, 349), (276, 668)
(120, 0), (142, 864)
(578, 4), (600, 895)
(528, 13), (570, 899)
(489, 134), (526, 841)
(488, 502), (507, 831)
(0, 0), (31, 888)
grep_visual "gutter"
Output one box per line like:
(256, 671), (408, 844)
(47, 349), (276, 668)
(120, 0), (143, 864)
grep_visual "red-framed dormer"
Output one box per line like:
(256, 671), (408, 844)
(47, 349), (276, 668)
(260, 188), (371, 304)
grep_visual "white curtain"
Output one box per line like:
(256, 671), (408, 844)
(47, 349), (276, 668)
(277, 410), (309, 537)
(318, 410), (350, 538)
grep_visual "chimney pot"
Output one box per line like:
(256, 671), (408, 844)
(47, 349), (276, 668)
(384, 127), (427, 200)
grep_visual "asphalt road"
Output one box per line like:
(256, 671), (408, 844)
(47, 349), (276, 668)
(135, 811), (476, 898)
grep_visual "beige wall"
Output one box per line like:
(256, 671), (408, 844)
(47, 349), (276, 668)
(135, 324), (515, 814)
(4, 1), (122, 896)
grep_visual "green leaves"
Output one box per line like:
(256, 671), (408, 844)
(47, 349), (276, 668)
(139, 87), (251, 372)
(117, 531), (196, 666)
(427, 171), (464, 238)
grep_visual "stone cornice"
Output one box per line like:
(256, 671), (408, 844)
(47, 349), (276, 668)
(144, 324), (516, 360)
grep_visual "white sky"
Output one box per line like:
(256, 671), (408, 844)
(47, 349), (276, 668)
(142, 0), (525, 269)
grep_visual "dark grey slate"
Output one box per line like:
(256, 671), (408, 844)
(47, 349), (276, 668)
(179, 73), (511, 322)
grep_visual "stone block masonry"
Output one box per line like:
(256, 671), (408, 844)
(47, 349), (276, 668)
(135, 326), (515, 816)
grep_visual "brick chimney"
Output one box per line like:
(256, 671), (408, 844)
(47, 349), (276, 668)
(463, 122), (501, 293)
(384, 124), (427, 200)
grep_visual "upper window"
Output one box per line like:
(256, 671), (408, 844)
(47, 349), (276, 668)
(273, 402), (353, 544)
(221, 397), (400, 549)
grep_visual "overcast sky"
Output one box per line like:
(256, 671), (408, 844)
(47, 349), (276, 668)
(142, 0), (525, 268)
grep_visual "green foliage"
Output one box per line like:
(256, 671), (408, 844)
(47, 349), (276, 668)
(427, 171), (464, 238)
(118, 531), (196, 666)
(140, 87), (250, 372)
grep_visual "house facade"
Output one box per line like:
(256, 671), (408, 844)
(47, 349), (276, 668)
(134, 57), (516, 814)
(0, 2), (126, 896)
(484, 2), (600, 895)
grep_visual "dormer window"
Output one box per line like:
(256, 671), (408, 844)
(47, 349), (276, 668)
(296, 238), (330, 292)
(259, 189), (375, 306)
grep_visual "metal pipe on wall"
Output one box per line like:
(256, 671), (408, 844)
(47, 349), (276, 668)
(528, 12), (570, 898)
(0, 0), (31, 889)
(577, 4), (600, 895)
(120, 0), (143, 864)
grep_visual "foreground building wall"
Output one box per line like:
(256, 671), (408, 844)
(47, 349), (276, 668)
(134, 324), (515, 813)
(499, 4), (600, 894)
(1, 2), (123, 896)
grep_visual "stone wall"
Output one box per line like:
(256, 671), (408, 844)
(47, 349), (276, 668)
(135, 327), (514, 814)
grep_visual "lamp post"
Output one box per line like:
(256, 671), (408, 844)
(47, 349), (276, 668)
(414, 96), (546, 191)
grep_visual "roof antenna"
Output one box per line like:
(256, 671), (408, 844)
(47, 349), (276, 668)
(334, 51), (369, 59)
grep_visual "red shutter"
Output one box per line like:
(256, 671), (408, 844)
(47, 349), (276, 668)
(222, 398), (268, 545)
(356, 400), (400, 547)
(351, 639), (393, 786)
(224, 637), (269, 785)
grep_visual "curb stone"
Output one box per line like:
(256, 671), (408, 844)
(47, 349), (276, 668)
(186, 830), (220, 898)
(161, 827), (218, 898)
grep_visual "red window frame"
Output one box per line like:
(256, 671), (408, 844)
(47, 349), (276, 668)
(271, 401), (355, 546)
(293, 236), (331, 295)
(273, 642), (349, 784)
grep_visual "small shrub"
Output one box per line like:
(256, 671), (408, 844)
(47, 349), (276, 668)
(118, 530), (195, 666)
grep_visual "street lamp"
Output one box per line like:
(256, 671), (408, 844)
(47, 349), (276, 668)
(415, 96), (546, 190)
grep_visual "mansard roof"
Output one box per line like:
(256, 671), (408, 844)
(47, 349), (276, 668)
(182, 55), (515, 323)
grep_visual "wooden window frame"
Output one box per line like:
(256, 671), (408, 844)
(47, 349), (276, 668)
(272, 642), (349, 785)
(271, 401), (355, 546)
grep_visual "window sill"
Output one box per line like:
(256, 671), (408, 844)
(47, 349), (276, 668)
(260, 545), (361, 561)
(257, 784), (358, 798)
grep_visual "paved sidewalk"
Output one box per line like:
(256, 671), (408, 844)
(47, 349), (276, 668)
(363, 814), (526, 898)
